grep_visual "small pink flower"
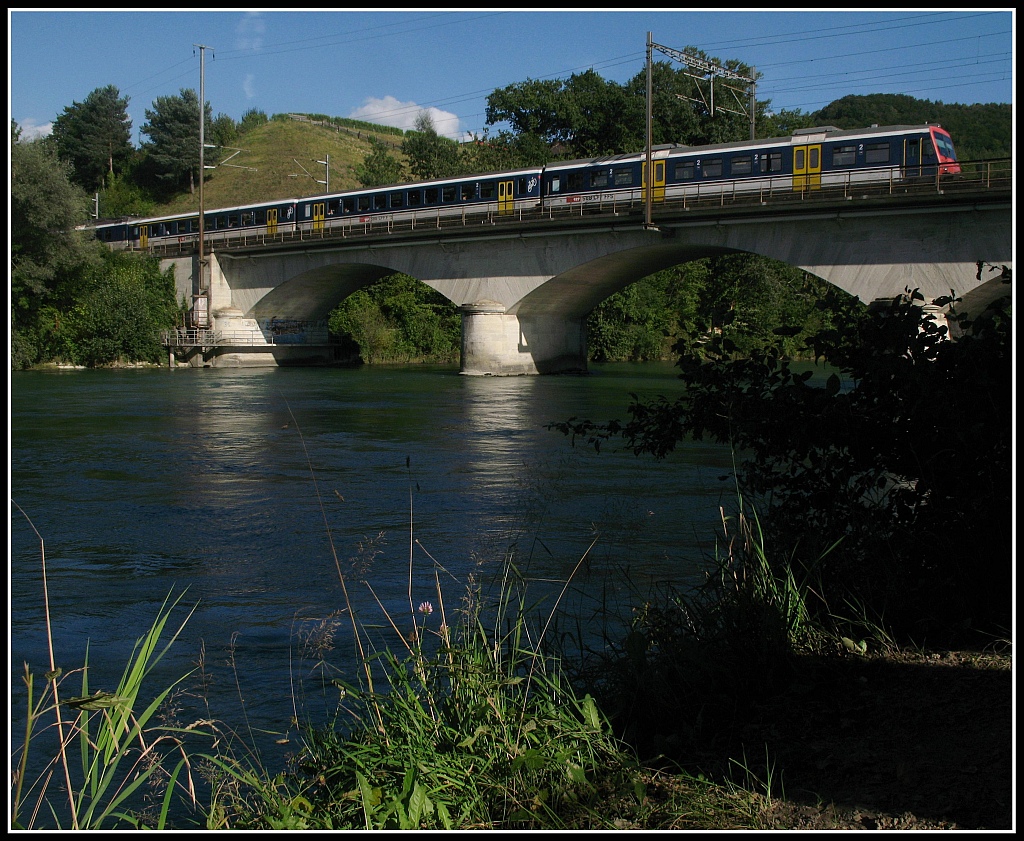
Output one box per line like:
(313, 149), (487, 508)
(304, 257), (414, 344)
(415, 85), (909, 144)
(418, 601), (434, 615)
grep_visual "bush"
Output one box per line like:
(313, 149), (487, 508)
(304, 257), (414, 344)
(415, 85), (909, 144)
(554, 277), (1012, 646)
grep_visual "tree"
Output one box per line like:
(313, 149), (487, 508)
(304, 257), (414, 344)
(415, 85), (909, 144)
(140, 88), (212, 195)
(52, 251), (180, 366)
(329, 274), (460, 363)
(487, 59), (768, 158)
(238, 108), (268, 135)
(355, 137), (405, 187)
(461, 130), (552, 172)
(51, 85), (134, 192)
(486, 78), (571, 147)
(555, 279), (1012, 644)
(401, 112), (461, 181)
(210, 113), (238, 149)
(558, 70), (642, 156)
(97, 167), (158, 219)
(588, 279), (676, 362)
(11, 124), (98, 367)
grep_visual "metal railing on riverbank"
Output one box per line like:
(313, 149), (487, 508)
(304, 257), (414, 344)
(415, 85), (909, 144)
(160, 324), (329, 348)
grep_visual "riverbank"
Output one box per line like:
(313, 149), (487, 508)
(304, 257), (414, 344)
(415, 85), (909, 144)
(651, 645), (1012, 830)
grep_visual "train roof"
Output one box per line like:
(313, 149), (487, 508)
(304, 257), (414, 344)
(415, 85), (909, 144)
(108, 197), (302, 227)
(293, 165), (545, 202)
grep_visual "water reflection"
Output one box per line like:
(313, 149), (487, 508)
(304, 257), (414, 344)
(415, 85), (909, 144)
(11, 363), (735, 786)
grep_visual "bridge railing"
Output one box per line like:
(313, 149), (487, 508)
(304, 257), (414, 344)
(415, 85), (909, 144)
(139, 158), (1010, 258)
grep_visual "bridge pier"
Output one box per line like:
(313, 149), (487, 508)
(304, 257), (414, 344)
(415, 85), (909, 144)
(460, 301), (587, 376)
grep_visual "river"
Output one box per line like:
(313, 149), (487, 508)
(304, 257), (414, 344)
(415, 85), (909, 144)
(10, 361), (741, 790)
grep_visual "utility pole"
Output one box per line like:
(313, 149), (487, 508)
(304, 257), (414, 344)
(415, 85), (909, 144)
(194, 43), (212, 329)
(645, 32), (654, 230)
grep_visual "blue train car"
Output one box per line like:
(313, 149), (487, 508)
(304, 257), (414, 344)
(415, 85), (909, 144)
(294, 166), (543, 234)
(540, 124), (960, 209)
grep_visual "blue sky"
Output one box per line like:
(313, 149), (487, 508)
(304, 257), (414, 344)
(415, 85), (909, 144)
(9, 9), (1014, 144)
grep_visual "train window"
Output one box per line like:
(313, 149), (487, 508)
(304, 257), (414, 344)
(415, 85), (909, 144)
(480, 182), (495, 199)
(327, 200), (340, 216)
(832, 145), (856, 166)
(343, 197), (355, 213)
(567, 172), (584, 191)
(865, 143), (890, 164)
(613, 168), (633, 186)
(674, 161), (696, 180)
(548, 176), (561, 193)
(760, 153), (783, 173)
(390, 192), (404, 209)
(373, 194), (387, 210)
(934, 134), (956, 159)
(460, 184), (474, 201)
(358, 196), (371, 212)
(407, 190), (422, 207)
(242, 212), (254, 226)
(731, 155), (752, 175)
(703, 159), (723, 178)
(425, 187), (440, 204)
(442, 186), (456, 202)
(591, 171), (609, 188)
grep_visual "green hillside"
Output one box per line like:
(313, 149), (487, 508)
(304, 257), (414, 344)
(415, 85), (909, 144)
(154, 115), (407, 216)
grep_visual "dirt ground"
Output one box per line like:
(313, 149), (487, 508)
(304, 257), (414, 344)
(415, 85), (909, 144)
(704, 646), (1014, 830)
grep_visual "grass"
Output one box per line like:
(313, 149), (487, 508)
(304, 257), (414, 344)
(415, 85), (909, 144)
(12, 434), (883, 831)
(155, 116), (407, 216)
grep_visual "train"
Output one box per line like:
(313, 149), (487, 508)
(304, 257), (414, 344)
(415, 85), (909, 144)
(89, 123), (960, 251)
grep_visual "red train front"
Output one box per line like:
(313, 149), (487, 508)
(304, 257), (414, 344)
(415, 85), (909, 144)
(930, 126), (960, 174)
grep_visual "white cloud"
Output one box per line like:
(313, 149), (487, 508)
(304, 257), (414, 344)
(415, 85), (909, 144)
(17, 119), (52, 140)
(347, 96), (466, 140)
(235, 12), (265, 52)
(243, 73), (256, 99)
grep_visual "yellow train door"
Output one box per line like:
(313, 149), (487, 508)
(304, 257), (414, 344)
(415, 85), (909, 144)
(312, 202), (325, 233)
(498, 180), (514, 216)
(139, 224), (149, 249)
(643, 160), (666, 202)
(793, 144), (821, 191)
(267, 208), (278, 235)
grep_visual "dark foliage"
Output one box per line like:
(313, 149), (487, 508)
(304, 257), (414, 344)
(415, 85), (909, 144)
(51, 84), (134, 192)
(811, 94), (1012, 162)
(553, 275), (1012, 645)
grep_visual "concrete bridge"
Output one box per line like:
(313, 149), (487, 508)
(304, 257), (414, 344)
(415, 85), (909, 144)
(159, 173), (1011, 374)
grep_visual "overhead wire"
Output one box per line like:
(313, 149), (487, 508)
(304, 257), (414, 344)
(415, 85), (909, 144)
(93, 11), (1011, 142)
